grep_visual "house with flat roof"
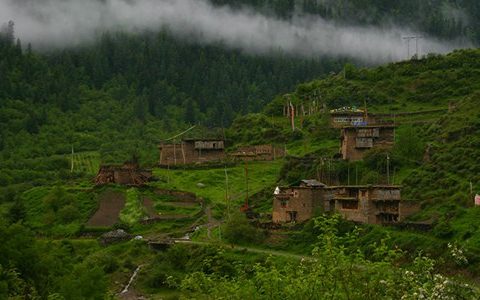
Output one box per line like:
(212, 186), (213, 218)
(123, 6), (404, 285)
(272, 181), (334, 223)
(272, 183), (419, 225)
(340, 125), (395, 161)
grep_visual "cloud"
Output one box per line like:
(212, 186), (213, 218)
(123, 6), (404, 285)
(0, 0), (471, 62)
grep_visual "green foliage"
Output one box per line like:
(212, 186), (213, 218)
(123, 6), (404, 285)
(223, 212), (265, 245)
(152, 161), (282, 211)
(0, 222), (110, 298)
(58, 264), (107, 300)
(393, 125), (425, 165)
(140, 244), (240, 291)
(119, 188), (144, 226)
(0, 26), (337, 187)
(180, 215), (480, 299)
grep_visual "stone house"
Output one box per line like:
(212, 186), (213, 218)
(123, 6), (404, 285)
(272, 182), (419, 225)
(158, 138), (225, 166)
(340, 125), (395, 161)
(331, 185), (417, 224)
(272, 180), (339, 223)
(94, 162), (152, 186)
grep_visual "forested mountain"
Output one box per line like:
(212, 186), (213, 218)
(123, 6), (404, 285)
(0, 24), (342, 187)
(214, 0), (480, 43)
(1, 0), (479, 187)
(2, 1), (480, 299)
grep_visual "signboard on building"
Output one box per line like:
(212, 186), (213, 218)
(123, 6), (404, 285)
(333, 116), (364, 125)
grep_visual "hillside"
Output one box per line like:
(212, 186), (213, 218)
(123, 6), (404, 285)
(0, 25), (342, 190)
(2, 2), (480, 297)
(212, 0), (480, 43)
(238, 49), (480, 271)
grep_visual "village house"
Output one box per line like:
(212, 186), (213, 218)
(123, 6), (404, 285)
(272, 180), (335, 223)
(229, 144), (285, 161)
(272, 182), (419, 225)
(95, 162), (152, 186)
(340, 125), (395, 161)
(158, 138), (226, 166)
(331, 185), (418, 224)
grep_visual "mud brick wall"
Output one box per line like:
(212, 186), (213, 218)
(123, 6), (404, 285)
(159, 141), (225, 166)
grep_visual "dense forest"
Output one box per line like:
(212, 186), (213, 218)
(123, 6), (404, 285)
(0, 21), (342, 187)
(213, 0), (480, 42)
(2, 1), (480, 299)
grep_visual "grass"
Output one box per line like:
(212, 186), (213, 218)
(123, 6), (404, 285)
(120, 188), (145, 225)
(150, 160), (283, 211)
(71, 151), (101, 175)
(19, 185), (98, 236)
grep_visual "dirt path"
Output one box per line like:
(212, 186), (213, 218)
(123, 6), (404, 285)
(87, 190), (125, 227)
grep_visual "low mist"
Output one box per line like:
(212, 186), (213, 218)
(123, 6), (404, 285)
(0, 0), (471, 62)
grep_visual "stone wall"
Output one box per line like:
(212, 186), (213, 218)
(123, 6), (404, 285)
(272, 184), (417, 226)
(159, 140), (226, 166)
(341, 126), (395, 161)
(95, 163), (152, 186)
(399, 201), (421, 221)
(272, 187), (326, 223)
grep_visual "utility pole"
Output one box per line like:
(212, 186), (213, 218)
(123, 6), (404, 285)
(386, 154), (390, 185)
(290, 102), (295, 131)
(245, 159), (249, 210)
(403, 35), (423, 60)
(402, 36), (415, 59)
(470, 181), (473, 202)
(224, 165), (230, 217)
(393, 113), (396, 143)
(70, 145), (74, 172)
(415, 36), (424, 58)
(243, 153), (249, 211)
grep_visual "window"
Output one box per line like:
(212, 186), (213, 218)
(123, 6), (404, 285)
(287, 211), (297, 222)
(341, 200), (358, 210)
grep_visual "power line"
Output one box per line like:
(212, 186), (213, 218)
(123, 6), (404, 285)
(163, 125), (197, 142)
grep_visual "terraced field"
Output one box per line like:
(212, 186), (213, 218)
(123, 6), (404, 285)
(87, 190), (126, 227)
(71, 151), (101, 175)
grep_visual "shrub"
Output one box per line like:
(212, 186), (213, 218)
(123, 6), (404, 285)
(223, 212), (264, 245)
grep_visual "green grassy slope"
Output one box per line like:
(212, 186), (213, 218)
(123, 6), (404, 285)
(151, 161), (283, 215)
(249, 49), (480, 270)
